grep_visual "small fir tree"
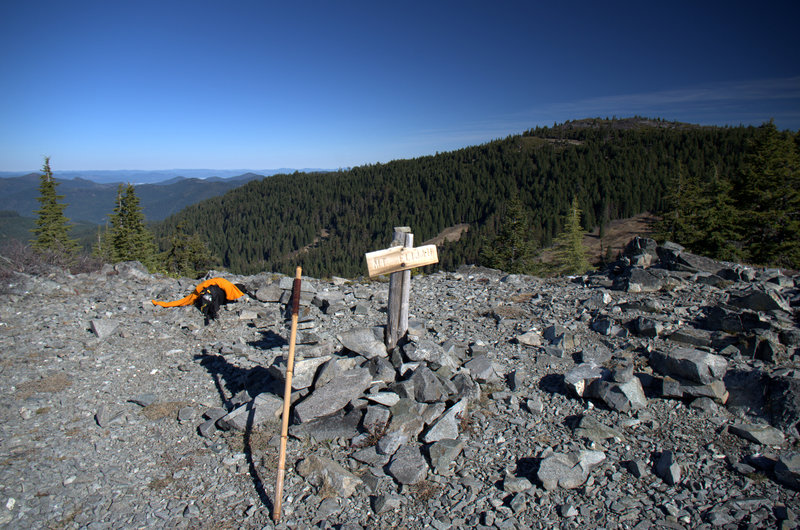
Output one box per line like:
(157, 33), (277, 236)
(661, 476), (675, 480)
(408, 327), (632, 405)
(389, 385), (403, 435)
(160, 223), (216, 278)
(480, 197), (539, 274)
(551, 197), (591, 276)
(99, 184), (159, 270)
(31, 157), (77, 255)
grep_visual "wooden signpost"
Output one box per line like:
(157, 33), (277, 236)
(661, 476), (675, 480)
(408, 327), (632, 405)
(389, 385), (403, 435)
(365, 227), (439, 350)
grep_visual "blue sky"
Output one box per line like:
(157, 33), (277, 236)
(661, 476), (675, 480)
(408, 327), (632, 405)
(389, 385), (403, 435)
(1, 1), (798, 172)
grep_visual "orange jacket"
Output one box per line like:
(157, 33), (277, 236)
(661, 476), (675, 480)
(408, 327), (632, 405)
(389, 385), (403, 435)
(151, 277), (245, 308)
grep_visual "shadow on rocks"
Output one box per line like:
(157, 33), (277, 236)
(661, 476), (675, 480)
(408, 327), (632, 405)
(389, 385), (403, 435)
(538, 373), (568, 396)
(195, 350), (281, 513)
(247, 329), (288, 350)
(244, 395), (273, 514)
(194, 351), (280, 410)
(515, 456), (541, 482)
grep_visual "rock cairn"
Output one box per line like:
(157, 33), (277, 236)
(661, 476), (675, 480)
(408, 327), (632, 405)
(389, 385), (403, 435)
(0, 240), (799, 529)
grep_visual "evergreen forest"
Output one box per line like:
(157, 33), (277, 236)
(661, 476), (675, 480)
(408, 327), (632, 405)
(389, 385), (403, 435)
(151, 118), (799, 278)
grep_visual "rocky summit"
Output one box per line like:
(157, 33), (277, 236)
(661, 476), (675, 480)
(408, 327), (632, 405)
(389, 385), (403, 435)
(1, 238), (799, 529)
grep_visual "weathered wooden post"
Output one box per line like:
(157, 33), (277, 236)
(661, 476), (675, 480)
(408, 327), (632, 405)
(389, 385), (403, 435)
(365, 227), (439, 350)
(386, 227), (412, 351)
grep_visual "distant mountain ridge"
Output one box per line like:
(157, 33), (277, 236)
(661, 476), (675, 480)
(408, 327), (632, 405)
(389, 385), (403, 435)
(0, 168), (333, 184)
(0, 172), (273, 224)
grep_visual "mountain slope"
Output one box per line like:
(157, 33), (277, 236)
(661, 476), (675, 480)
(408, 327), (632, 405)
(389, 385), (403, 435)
(153, 118), (759, 278)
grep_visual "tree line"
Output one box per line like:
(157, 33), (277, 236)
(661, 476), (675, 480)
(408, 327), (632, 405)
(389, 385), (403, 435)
(154, 118), (790, 277)
(23, 118), (800, 279)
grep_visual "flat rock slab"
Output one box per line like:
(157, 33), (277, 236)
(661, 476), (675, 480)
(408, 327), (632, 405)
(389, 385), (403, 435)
(537, 450), (606, 490)
(337, 327), (387, 359)
(387, 444), (429, 484)
(423, 399), (467, 443)
(564, 363), (610, 397)
(775, 453), (800, 490)
(268, 354), (331, 390)
(649, 347), (728, 385)
(464, 355), (500, 383)
(296, 455), (363, 498)
(428, 438), (464, 476)
(90, 319), (119, 339)
(729, 423), (786, 446)
(573, 414), (625, 444)
(294, 367), (373, 423)
(587, 377), (648, 412)
(217, 393), (282, 431)
(289, 409), (361, 442)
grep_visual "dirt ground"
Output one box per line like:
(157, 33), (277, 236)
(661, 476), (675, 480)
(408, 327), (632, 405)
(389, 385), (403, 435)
(583, 212), (659, 264)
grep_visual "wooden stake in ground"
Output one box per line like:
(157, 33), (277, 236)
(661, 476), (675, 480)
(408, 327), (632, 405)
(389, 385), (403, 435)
(364, 227), (438, 350)
(273, 266), (302, 524)
(386, 228), (412, 351)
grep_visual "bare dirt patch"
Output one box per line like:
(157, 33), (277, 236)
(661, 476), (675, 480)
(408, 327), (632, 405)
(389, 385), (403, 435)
(422, 224), (470, 247)
(583, 212), (659, 262)
(15, 373), (72, 399)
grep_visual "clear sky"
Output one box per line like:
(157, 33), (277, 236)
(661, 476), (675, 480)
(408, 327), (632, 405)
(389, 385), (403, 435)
(1, 1), (798, 172)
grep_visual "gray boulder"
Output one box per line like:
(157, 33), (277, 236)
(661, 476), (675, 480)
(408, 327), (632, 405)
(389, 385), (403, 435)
(573, 415), (625, 444)
(649, 347), (728, 385)
(217, 393), (282, 431)
(655, 450), (682, 485)
(255, 284), (282, 302)
(296, 455), (363, 498)
(729, 289), (790, 313)
(615, 267), (663, 293)
(579, 343), (613, 365)
(428, 438), (464, 476)
(729, 423), (786, 446)
(775, 453), (800, 490)
(633, 316), (664, 338)
(387, 444), (428, 484)
(766, 374), (800, 437)
(90, 319), (119, 339)
(564, 363), (610, 397)
(268, 354), (331, 390)
(410, 365), (447, 403)
(587, 377), (648, 412)
(289, 409), (361, 442)
(537, 450), (606, 490)
(337, 327), (387, 359)
(422, 399), (468, 443)
(464, 355), (500, 383)
(294, 367), (373, 423)
(403, 339), (458, 370)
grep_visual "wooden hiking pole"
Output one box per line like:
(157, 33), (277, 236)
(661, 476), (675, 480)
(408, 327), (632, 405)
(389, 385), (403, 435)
(273, 266), (302, 524)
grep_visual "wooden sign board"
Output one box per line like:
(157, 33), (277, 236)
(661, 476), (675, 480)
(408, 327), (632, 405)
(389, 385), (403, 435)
(365, 244), (439, 277)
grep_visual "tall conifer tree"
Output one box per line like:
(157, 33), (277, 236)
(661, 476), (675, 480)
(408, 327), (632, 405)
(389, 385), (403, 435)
(737, 122), (800, 268)
(480, 197), (538, 274)
(99, 184), (159, 270)
(31, 157), (77, 254)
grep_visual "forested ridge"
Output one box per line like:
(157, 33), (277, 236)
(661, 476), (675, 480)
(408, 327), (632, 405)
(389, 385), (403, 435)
(152, 117), (789, 278)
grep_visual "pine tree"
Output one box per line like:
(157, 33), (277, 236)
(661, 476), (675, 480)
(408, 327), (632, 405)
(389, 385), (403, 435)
(692, 168), (741, 262)
(654, 162), (704, 247)
(100, 184), (159, 270)
(31, 157), (77, 255)
(479, 197), (539, 274)
(160, 223), (216, 278)
(551, 197), (591, 276)
(736, 122), (800, 268)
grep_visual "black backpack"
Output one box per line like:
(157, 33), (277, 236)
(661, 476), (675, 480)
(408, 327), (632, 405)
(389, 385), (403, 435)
(197, 284), (226, 324)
